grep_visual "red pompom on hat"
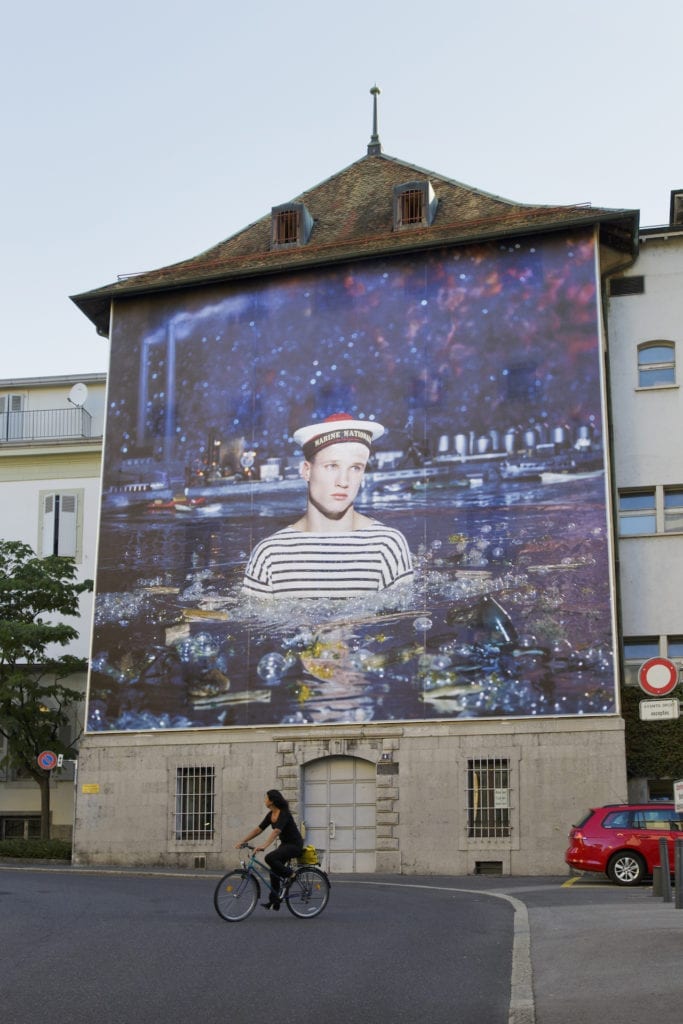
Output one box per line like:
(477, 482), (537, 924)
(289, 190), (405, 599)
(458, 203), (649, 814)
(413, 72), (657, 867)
(293, 413), (385, 460)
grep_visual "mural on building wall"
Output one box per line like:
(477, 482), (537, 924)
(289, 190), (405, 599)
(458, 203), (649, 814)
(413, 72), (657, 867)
(88, 229), (617, 731)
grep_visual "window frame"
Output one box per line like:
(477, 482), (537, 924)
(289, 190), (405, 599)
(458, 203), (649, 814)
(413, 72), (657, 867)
(466, 757), (511, 839)
(38, 488), (84, 560)
(270, 202), (313, 249)
(617, 489), (656, 536)
(637, 341), (676, 389)
(173, 765), (216, 842)
(618, 485), (683, 537)
(392, 180), (437, 230)
(0, 392), (26, 441)
(623, 635), (683, 687)
(663, 487), (683, 533)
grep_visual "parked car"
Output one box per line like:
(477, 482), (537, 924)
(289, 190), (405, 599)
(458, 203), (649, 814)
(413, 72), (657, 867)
(566, 802), (683, 885)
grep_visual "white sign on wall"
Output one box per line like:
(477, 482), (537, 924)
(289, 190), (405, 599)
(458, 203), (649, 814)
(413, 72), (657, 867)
(674, 779), (683, 813)
(638, 697), (680, 722)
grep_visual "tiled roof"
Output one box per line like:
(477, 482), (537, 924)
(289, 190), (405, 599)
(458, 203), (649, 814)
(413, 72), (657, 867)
(71, 151), (638, 336)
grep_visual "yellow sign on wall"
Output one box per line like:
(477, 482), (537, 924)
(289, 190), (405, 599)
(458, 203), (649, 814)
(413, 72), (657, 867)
(81, 783), (100, 794)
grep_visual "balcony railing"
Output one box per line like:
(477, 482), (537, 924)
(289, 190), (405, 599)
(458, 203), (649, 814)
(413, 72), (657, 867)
(0, 407), (93, 442)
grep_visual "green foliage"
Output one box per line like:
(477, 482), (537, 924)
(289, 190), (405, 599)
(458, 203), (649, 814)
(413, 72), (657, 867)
(621, 685), (683, 779)
(0, 540), (92, 837)
(0, 838), (71, 860)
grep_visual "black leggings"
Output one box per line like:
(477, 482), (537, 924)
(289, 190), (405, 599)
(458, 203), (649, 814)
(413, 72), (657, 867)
(265, 844), (302, 897)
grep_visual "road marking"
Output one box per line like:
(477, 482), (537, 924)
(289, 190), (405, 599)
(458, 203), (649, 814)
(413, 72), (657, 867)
(339, 880), (535, 1024)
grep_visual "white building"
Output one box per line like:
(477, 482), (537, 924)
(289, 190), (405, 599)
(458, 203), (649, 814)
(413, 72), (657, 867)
(0, 374), (105, 840)
(606, 189), (683, 800)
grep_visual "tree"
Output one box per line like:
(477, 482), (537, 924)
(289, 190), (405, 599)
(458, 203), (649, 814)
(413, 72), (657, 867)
(0, 540), (93, 839)
(621, 684), (683, 781)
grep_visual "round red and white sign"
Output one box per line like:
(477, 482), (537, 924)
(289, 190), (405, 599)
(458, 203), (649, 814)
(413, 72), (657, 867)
(638, 657), (679, 697)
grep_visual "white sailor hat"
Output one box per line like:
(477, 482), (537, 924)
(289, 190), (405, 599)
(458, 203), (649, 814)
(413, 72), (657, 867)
(293, 413), (385, 460)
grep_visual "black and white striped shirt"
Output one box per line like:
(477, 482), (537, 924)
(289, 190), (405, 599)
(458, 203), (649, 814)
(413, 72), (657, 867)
(243, 522), (414, 598)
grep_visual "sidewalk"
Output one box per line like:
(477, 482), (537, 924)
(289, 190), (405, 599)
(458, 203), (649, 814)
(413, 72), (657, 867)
(528, 888), (682, 1024)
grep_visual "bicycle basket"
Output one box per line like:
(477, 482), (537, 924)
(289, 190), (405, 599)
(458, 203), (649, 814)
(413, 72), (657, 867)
(298, 844), (319, 866)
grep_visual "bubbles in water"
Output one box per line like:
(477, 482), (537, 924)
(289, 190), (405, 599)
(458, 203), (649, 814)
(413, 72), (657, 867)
(177, 632), (219, 664)
(349, 648), (374, 670)
(413, 616), (433, 632)
(551, 638), (573, 659)
(257, 652), (288, 682)
(516, 634), (538, 650)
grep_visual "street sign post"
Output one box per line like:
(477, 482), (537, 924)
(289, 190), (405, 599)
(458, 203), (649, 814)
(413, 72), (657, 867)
(638, 697), (680, 722)
(637, 657), (679, 697)
(36, 750), (58, 771)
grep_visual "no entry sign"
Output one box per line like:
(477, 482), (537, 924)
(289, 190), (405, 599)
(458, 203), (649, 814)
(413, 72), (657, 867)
(637, 657), (679, 697)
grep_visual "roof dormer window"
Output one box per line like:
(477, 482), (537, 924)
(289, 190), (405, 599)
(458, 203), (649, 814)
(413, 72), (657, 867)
(393, 180), (437, 231)
(670, 189), (683, 228)
(271, 202), (314, 249)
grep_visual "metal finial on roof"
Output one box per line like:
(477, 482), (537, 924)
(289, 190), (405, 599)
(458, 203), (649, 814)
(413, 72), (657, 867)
(367, 84), (382, 156)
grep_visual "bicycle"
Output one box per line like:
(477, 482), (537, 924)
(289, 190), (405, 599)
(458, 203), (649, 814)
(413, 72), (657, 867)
(213, 844), (331, 921)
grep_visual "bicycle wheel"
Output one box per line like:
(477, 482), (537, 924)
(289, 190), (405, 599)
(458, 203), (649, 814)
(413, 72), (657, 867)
(285, 866), (330, 918)
(213, 870), (259, 921)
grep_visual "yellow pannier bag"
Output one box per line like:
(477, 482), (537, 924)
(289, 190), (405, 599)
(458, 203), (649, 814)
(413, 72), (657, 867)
(298, 844), (319, 865)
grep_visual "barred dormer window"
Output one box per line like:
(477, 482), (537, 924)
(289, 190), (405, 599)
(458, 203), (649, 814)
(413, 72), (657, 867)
(400, 189), (425, 224)
(393, 180), (437, 230)
(271, 202), (314, 249)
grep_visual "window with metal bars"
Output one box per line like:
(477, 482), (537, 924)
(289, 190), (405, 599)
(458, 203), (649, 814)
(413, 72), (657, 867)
(467, 758), (511, 839)
(174, 765), (215, 840)
(271, 202), (313, 248)
(399, 188), (424, 225)
(393, 180), (437, 230)
(275, 208), (299, 245)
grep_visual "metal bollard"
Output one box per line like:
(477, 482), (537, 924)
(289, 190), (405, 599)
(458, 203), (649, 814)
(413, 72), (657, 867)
(676, 838), (683, 910)
(652, 865), (662, 896)
(659, 837), (672, 902)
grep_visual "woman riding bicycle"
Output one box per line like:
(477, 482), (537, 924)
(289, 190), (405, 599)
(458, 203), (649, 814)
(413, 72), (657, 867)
(236, 790), (304, 911)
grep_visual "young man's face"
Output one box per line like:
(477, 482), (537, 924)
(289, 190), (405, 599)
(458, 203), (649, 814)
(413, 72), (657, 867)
(301, 442), (370, 520)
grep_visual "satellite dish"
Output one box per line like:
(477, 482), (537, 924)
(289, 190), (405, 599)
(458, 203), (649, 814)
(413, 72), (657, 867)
(68, 383), (89, 407)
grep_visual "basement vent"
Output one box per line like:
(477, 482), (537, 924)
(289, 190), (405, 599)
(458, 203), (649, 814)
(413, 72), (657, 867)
(271, 202), (314, 249)
(609, 275), (644, 297)
(475, 861), (503, 876)
(393, 180), (438, 230)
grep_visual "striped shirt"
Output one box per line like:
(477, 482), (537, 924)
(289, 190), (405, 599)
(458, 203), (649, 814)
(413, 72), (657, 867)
(243, 522), (414, 598)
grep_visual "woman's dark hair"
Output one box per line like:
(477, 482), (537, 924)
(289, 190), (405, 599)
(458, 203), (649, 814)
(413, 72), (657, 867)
(267, 789), (289, 810)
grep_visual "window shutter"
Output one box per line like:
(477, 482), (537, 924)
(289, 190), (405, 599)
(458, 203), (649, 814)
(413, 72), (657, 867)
(58, 494), (78, 557)
(42, 494), (55, 554)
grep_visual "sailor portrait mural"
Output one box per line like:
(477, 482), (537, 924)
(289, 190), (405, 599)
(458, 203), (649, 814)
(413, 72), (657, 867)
(87, 228), (617, 732)
(242, 414), (414, 598)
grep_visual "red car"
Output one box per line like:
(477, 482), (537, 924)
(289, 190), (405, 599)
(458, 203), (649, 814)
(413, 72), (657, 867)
(566, 802), (683, 885)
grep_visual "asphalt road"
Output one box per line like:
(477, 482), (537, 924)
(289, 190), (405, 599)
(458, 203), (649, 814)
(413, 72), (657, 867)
(0, 870), (514, 1024)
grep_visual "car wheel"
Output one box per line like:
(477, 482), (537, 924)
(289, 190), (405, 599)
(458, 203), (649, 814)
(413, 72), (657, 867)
(607, 851), (646, 886)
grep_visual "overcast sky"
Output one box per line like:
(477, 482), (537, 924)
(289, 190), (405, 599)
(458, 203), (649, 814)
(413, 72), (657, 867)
(2, 0), (681, 382)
